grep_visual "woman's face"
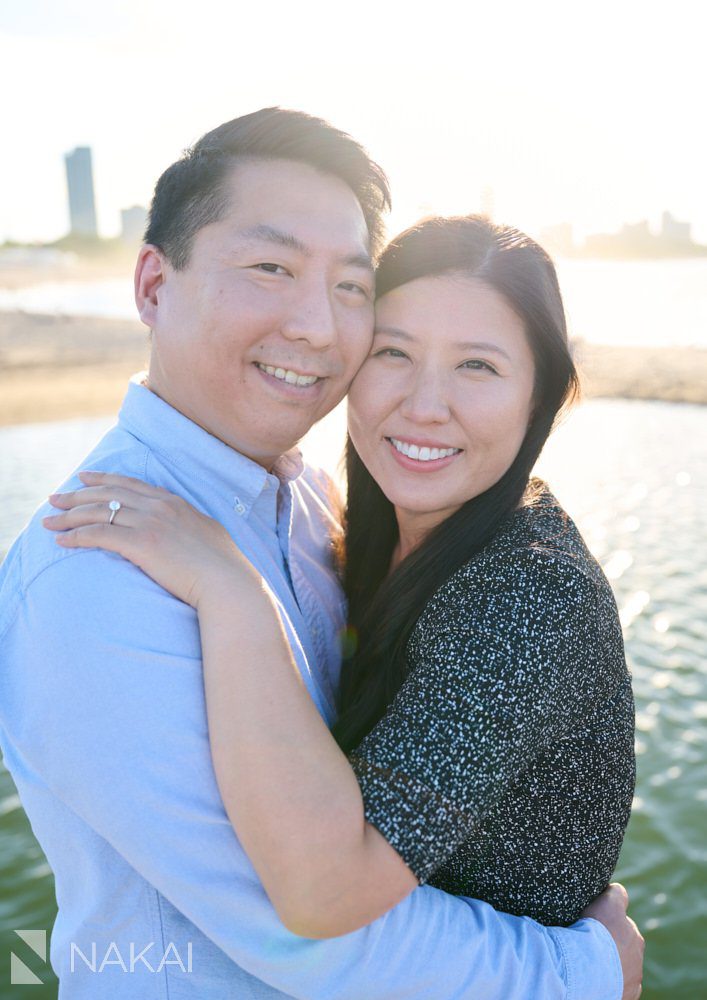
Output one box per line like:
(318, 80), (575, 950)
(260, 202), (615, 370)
(347, 275), (536, 536)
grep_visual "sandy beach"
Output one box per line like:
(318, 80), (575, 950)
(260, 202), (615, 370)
(0, 311), (147, 426)
(1, 309), (706, 428)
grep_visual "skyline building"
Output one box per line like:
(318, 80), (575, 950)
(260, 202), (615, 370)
(661, 210), (691, 244)
(120, 205), (147, 244)
(64, 146), (98, 237)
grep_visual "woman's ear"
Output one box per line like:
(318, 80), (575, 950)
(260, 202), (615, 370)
(134, 245), (167, 329)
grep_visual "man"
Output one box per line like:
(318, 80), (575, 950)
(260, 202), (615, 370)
(0, 108), (642, 998)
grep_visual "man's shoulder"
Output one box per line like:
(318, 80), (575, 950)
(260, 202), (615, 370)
(0, 423), (153, 635)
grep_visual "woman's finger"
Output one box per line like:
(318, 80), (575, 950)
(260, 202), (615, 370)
(52, 522), (137, 553)
(48, 485), (151, 511)
(43, 502), (139, 532)
(78, 470), (174, 499)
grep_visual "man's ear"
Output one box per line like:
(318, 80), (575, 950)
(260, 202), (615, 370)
(135, 245), (167, 328)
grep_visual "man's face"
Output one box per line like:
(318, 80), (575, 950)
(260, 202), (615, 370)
(138, 159), (375, 467)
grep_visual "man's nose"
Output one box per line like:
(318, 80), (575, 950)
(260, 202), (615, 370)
(399, 370), (451, 424)
(280, 284), (337, 350)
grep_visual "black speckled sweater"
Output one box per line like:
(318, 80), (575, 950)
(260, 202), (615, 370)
(350, 485), (635, 927)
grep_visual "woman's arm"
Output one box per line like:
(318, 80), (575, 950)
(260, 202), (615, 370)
(197, 575), (417, 937)
(44, 470), (417, 938)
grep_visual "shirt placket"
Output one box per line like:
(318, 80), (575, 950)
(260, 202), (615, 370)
(277, 482), (338, 718)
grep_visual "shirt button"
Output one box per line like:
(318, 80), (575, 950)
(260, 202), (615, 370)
(234, 497), (246, 515)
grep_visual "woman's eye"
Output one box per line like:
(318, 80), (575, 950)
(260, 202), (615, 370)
(373, 347), (408, 360)
(460, 359), (498, 374)
(339, 281), (368, 296)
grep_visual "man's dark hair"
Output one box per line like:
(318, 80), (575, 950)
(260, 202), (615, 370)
(144, 107), (391, 268)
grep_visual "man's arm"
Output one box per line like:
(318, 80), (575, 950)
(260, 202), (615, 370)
(0, 548), (624, 1000)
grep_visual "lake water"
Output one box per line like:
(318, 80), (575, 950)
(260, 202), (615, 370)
(1, 398), (706, 998)
(1, 258), (707, 348)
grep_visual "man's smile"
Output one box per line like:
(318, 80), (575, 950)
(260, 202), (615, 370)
(255, 362), (322, 387)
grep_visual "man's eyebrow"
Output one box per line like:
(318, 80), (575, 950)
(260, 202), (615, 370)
(374, 327), (512, 361)
(236, 224), (309, 254)
(344, 251), (374, 272)
(235, 224), (373, 272)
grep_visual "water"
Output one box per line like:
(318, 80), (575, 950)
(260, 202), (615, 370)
(0, 278), (135, 321)
(1, 258), (707, 347)
(1, 398), (706, 998)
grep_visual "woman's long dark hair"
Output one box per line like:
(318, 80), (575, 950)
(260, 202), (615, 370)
(332, 215), (579, 753)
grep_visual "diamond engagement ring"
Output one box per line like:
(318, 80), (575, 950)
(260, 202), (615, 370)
(108, 500), (122, 525)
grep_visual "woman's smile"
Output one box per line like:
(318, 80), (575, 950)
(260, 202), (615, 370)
(385, 435), (464, 472)
(348, 274), (536, 543)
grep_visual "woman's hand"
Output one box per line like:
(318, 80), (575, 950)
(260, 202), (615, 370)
(582, 883), (644, 999)
(44, 472), (417, 938)
(43, 470), (261, 609)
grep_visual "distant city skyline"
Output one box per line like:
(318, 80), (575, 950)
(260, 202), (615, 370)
(5, 146), (704, 262)
(2, 2), (706, 246)
(541, 211), (707, 260)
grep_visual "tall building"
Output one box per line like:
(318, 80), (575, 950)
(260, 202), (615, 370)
(120, 205), (148, 244)
(64, 146), (98, 236)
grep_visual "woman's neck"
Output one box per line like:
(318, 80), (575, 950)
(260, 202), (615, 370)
(392, 505), (461, 570)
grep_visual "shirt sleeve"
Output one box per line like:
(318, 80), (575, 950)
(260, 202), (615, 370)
(350, 550), (608, 884)
(0, 546), (621, 1000)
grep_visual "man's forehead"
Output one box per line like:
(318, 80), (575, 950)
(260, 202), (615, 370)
(219, 159), (372, 259)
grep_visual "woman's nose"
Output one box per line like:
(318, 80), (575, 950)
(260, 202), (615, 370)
(398, 371), (451, 424)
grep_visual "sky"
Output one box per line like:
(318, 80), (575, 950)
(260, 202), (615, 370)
(1, 0), (705, 245)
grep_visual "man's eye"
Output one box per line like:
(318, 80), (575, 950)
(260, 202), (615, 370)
(460, 359), (498, 374)
(254, 263), (288, 275)
(339, 281), (368, 296)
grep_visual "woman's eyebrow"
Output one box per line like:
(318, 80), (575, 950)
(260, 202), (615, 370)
(455, 340), (512, 361)
(373, 326), (413, 340)
(374, 327), (511, 361)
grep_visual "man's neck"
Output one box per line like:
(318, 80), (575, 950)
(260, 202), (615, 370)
(141, 374), (284, 473)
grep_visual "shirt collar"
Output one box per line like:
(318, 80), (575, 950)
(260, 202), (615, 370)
(117, 375), (304, 517)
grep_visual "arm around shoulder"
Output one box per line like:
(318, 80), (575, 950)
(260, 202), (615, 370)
(0, 547), (622, 1000)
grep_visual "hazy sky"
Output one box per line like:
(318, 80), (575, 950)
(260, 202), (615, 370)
(1, 0), (705, 244)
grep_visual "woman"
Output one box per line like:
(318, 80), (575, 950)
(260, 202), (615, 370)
(43, 215), (635, 938)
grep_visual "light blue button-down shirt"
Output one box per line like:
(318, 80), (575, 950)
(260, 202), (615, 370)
(0, 379), (623, 999)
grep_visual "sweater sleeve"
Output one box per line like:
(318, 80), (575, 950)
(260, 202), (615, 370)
(350, 550), (605, 883)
